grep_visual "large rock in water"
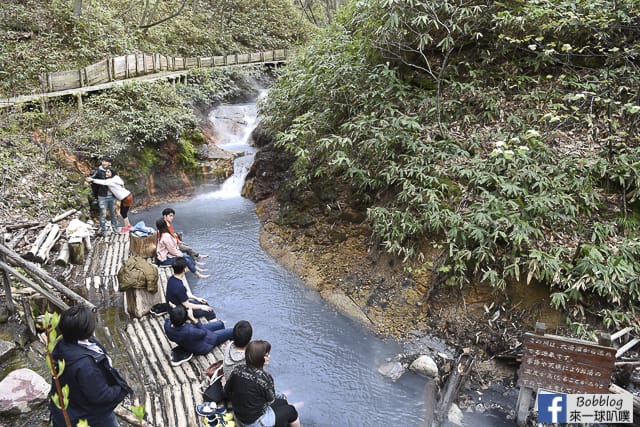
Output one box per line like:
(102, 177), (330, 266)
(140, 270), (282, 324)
(0, 368), (49, 415)
(0, 339), (16, 363)
(378, 361), (405, 381)
(409, 354), (439, 378)
(243, 123), (295, 202)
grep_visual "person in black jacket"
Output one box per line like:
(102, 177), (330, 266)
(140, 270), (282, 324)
(90, 156), (118, 236)
(49, 305), (132, 427)
(224, 340), (300, 427)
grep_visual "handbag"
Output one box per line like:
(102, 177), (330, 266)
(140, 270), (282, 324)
(203, 361), (225, 403)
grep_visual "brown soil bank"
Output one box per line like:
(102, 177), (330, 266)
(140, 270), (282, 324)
(245, 123), (567, 389)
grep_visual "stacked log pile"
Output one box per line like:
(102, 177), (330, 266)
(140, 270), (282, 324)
(2, 208), (86, 267)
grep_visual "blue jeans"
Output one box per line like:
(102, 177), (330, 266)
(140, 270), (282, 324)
(189, 299), (217, 320)
(51, 409), (118, 427)
(98, 195), (118, 232)
(204, 324), (234, 349)
(159, 254), (197, 274)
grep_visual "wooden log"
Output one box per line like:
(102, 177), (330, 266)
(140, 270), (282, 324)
(55, 242), (70, 266)
(34, 224), (61, 264)
(0, 260), (68, 311)
(20, 297), (37, 338)
(515, 387), (534, 427)
(50, 209), (78, 224)
(0, 255), (16, 313)
(612, 327), (634, 342)
(125, 285), (164, 318)
(610, 383), (640, 416)
(421, 379), (438, 427)
(436, 353), (474, 422)
(6, 222), (39, 232)
(84, 235), (93, 252)
(616, 338), (640, 358)
(6, 228), (26, 250)
(114, 405), (155, 427)
(0, 243), (94, 310)
(24, 223), (53, 261)
(69, 237), (85, 265)
(130, 233), (157, 258)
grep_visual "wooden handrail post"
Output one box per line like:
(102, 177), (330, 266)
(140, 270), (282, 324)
(0, 255), (16, 314)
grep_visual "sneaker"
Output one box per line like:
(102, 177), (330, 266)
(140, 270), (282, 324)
(121, 225), (132, 234)
(150, 303), (170, 316)
(206, 414), (235, 427)
(197, 404), (235, 422)
(196, 402), (217, 417)
(170, 347), (193, 366)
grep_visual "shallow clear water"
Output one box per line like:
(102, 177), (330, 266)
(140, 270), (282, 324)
(133, 102), (513, 427)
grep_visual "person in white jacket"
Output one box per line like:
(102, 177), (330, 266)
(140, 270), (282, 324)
(87, 169), (134, 233)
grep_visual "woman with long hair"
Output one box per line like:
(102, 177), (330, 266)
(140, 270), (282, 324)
(156, 218), (208, 279)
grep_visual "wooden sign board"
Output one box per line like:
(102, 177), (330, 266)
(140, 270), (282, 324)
(517, 332), (615, 394)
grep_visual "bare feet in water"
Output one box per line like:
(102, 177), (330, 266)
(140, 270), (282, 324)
(196, 272), (210, 279)
(198, 254), (209, 259)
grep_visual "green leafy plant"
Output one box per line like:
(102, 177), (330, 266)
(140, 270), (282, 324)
(131, 404), (146, 427)
(42, 312), (77, 427)
(261, 0), (640, 330)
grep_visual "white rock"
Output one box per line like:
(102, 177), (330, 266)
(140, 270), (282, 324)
(0, 368), (50, 415)
(409, 355), (439, 378)
(448, 403), (464, 426)
(377, 361), (405, 381)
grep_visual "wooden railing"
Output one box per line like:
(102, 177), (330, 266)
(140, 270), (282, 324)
(41, 49), (291, 93)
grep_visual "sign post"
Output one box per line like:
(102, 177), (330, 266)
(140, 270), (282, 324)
(516, 323), (616, 426)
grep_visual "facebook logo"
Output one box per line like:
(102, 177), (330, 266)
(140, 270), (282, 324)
(538, 393), (567, 423)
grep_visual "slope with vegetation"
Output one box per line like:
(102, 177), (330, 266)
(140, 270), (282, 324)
(0, 0), (311, 95)
(0, 0), (313, 225)
(259, 0), (640, 335)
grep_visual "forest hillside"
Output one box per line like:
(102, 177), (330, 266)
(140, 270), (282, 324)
(0, 0), (314, 223)
(260, 0), (640, 335)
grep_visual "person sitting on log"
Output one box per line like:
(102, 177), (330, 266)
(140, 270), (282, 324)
(156, 218), (208, 279)
(164, 305), (233, 357)
(161, 207), (208, 260)
(165, 256), (215, 320)
(224, 340), (301, 427)
(49, 305), (132, 427)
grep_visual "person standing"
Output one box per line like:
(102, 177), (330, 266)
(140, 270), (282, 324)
(90, 156), (118, 236)
(87, 168), (134, 234)
(49, 305), (132, 427)
(224, 340), (301, 427)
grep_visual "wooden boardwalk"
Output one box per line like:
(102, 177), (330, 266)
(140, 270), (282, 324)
(1, 49), (291, 109)
(78, 232), (223, 427)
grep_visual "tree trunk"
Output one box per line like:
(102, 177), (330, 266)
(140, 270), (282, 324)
(72, 0), (82, 17)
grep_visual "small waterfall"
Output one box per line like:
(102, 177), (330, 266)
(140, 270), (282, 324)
(202, 103), (259, 199)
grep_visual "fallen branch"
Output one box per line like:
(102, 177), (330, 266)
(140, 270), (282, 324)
(51, 209), (77, 223)
(5, 222), (40, 232)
